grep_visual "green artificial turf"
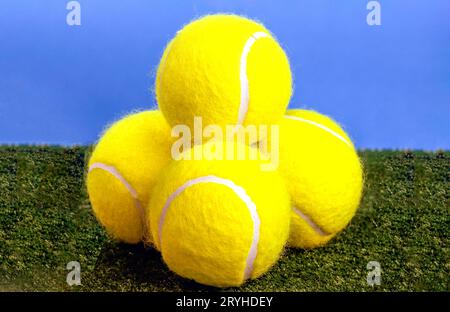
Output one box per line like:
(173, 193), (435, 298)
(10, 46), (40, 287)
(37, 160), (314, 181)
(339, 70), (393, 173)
(0, 146), (448, 291)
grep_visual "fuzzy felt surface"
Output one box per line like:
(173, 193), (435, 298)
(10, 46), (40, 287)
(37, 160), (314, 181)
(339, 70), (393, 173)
(87, 111), (173, 244)
(156, 14), (292, 133)
(275, 109), (363, 249)
(147, 141), (291, 287)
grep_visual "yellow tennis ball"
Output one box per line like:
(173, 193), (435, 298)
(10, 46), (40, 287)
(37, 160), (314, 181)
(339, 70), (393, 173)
(147, 140), (291, 287)
(87, 110), (173, 244)
(271, 109), (363, 249)
(156, 14), (292, 134)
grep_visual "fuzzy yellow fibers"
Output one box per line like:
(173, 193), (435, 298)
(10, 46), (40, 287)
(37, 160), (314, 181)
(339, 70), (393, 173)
(87, 111), (173, 244)
(156, 14), (292, 137)
(147, 140), (291, 287)
(274, 109), (363, 249)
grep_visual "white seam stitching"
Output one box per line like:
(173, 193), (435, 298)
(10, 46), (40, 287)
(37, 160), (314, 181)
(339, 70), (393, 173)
(238, 31), (270, 125)
(292, 206), (329, 237)
(285, 115), (352, 147)
(88, 162), (147, 239)
(157, 175), (260, 281)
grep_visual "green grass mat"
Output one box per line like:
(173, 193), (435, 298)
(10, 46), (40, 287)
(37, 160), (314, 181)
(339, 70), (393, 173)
(0, 146), (448, 291)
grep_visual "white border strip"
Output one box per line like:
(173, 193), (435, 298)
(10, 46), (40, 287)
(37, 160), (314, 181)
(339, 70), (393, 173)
(157, 175), (260, 280)
(88, 162), (146, 237)
(292, 206), (329, 237)
(238, 31), (270, 125)
(285, 115), (351, 147)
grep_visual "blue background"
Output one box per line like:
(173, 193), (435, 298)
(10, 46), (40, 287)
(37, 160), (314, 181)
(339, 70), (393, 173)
(0, 0), (449, 149)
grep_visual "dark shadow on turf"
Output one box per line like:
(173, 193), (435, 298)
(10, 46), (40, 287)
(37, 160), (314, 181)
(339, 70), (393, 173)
(86, 241), (219, 291)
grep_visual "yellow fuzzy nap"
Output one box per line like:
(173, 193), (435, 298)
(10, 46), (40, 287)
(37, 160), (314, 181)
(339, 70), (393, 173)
(270, 109), (363, 249)
(147, 140), (291, 287)
(87, 110), (173, 244)
(156, 14), (292, 135)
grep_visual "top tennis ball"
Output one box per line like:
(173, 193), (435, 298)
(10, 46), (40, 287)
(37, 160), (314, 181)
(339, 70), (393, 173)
(156, 14), (292, 133)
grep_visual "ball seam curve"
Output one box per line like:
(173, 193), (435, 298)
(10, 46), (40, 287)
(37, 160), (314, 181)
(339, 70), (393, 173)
(157, 175), (261, 282)
(238, 31), (270, 126)
(292, 206), (330, 237)
(88, 162), (148, 241)
(285, 115), (352, 147)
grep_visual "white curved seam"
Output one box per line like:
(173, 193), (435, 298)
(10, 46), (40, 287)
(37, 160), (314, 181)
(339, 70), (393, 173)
(292, 206), (329, 237)
(285, 115), (352, 147)
(88, 162), (147, 237)
(238, 31), (270, 125)
(158, 175), (260, 281)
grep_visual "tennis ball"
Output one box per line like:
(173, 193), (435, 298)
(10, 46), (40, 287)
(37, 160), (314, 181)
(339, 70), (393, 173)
(269, 109), (363, 249)
(147, 140), (290, 287)
(156, 14), (292, 135)
(87, 110), (173, 244)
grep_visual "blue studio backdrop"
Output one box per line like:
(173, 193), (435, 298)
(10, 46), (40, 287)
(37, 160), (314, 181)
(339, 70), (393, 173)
(0, 0), (449, 149)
